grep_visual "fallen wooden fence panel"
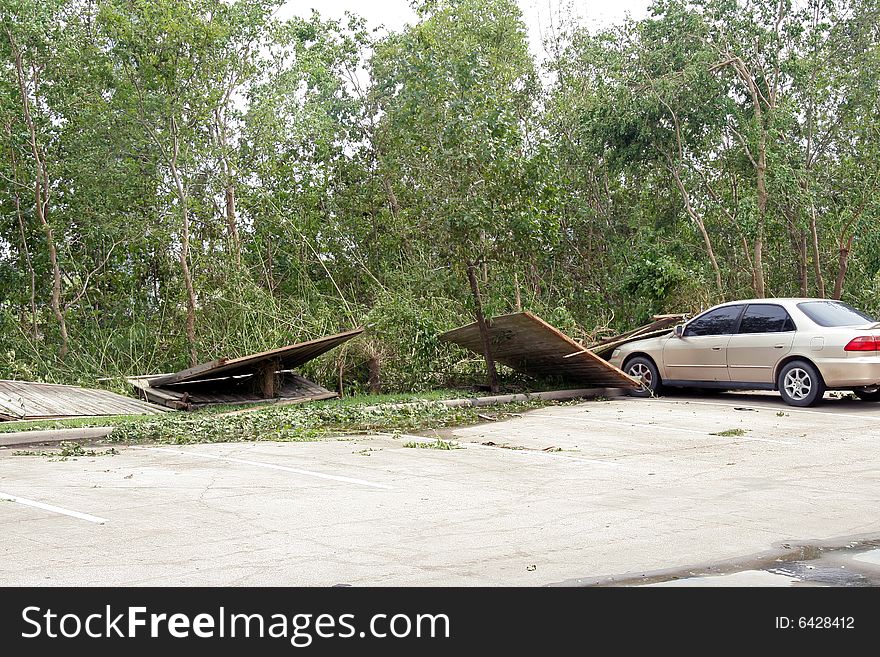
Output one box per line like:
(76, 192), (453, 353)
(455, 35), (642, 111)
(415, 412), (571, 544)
(130, 328), (364, 410)
(128, 373), (339, 410)
(148, 328), (364, 387)
(439, 312), (638, 388)
(0, 380), (167, 420)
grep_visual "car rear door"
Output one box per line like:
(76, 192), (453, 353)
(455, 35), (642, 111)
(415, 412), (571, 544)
(662, 305), (745, 382)
(726, 303), (796, 384)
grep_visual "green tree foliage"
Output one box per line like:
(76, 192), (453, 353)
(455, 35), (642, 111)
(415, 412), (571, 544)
(1, 0), (879, 391)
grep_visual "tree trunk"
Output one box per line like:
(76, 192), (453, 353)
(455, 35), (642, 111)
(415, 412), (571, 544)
(669, 164), (723, 294)
(214, 109), (240, 263)
(337, 357), (345, 398)
(169, 124), (198, 366)
(809, 203), (825, 297)
(796, 232), (808, 297)
(833, 236), (853, 300)
(179, 211), (197, 367)
(753, 130), (768, 298)
(9, 36), (68, 357)
(43, 222), (68, 358)
(6, 124), (38, 340)
(513, 271), (522, 312)
(804, 2), (824, 299)
(16, 209), (38, 340)
(383, 176), (401, 219)
(367, 355), (382, 394)
(784, 210), (808, 297)
(466, 260), (499, 393)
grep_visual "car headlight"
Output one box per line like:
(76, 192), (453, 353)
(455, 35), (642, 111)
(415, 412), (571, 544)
(611, 349), (621, 360)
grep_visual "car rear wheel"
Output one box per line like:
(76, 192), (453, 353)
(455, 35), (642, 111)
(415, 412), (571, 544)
(853, 387), (880, 402)
(777, 360), (825, 407)
(625, 356), (662, 398)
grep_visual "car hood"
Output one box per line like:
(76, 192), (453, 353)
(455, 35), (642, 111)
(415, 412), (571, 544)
(615, 332), (672, 354)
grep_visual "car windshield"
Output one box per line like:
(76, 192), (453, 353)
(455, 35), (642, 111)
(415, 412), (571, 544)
(797, 301), (876, 327)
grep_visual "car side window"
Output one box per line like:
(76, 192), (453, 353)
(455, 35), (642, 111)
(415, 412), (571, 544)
(738, 304), (796, 334)
(684, 306), (744, 337)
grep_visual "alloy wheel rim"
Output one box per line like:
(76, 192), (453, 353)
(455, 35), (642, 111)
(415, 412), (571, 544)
(784, 368), (812, 401)
(629, 363), (652, 389)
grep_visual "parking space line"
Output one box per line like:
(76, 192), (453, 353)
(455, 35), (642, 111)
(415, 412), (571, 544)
(520, 413), (796, 446)
(145, 447), (393, 490)
(0, 492), (108, 524)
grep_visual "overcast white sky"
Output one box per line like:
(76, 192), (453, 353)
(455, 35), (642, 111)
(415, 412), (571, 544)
(279, 1), (653, 58)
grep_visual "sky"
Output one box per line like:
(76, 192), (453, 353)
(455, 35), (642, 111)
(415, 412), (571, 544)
(278, 1), (654, 59)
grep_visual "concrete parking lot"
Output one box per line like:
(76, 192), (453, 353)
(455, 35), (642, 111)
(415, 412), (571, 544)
(2, 392), (880, 586)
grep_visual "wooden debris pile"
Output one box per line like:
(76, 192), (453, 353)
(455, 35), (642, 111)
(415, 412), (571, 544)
(588, 314), (688, 359)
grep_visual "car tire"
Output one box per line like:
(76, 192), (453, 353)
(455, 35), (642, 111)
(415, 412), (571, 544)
(853, 387), (880, 402)
(624, 356), (662, 398)
(777, 360), (825, 407)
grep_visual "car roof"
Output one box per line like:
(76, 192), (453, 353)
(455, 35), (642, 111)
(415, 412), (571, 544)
(690, 298), (849, 317)
(710, 298), (835, 309)
(720, 298), (826, 304)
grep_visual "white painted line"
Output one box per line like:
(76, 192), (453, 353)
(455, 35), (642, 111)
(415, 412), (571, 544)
(0, 492), (108, 524)
(146, 447), (393, 490)
(514, 413), (796, 446)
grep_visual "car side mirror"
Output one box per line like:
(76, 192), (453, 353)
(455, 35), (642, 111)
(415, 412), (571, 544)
(673, 324), (685, 338)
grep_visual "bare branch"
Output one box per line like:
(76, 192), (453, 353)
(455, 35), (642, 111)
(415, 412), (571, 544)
(65, 241), (120, 309)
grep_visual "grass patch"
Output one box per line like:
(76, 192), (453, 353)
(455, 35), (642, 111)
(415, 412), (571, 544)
(403, 439), (459, 450)
(711, 428), (748, 437)
(101, 397), (563, 445)
(0, 388), (543, 434)
(13, 441), (119, 459)
(0, 389), (595, 446)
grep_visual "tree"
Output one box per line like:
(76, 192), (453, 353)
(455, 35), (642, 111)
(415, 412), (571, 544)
(2, 0), (69, 357)
(370, 0), (542, 391)
(99, 0), (279, 365)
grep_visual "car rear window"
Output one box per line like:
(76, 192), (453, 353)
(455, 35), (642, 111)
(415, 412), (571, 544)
(797, 301), (876, 327)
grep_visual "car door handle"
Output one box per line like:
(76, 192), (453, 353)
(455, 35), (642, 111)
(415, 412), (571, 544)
(773, 345), (785, 349)
(711, 346), (723, 351)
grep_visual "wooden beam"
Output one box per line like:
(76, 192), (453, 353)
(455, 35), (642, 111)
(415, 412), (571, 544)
(256, 358), (281, 398)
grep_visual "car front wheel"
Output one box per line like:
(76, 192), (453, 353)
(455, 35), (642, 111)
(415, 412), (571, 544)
(853, 387), (880, 402)
(625, 356), (662, 398)
(778, 360), (825, 407)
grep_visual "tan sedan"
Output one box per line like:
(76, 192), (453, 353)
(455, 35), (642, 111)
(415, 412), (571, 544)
(609, 298), (880, 407)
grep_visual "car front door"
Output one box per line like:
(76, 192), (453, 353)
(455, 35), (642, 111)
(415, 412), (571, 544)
(662, 305), (745, 383)
(726, 303), (796, 384)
